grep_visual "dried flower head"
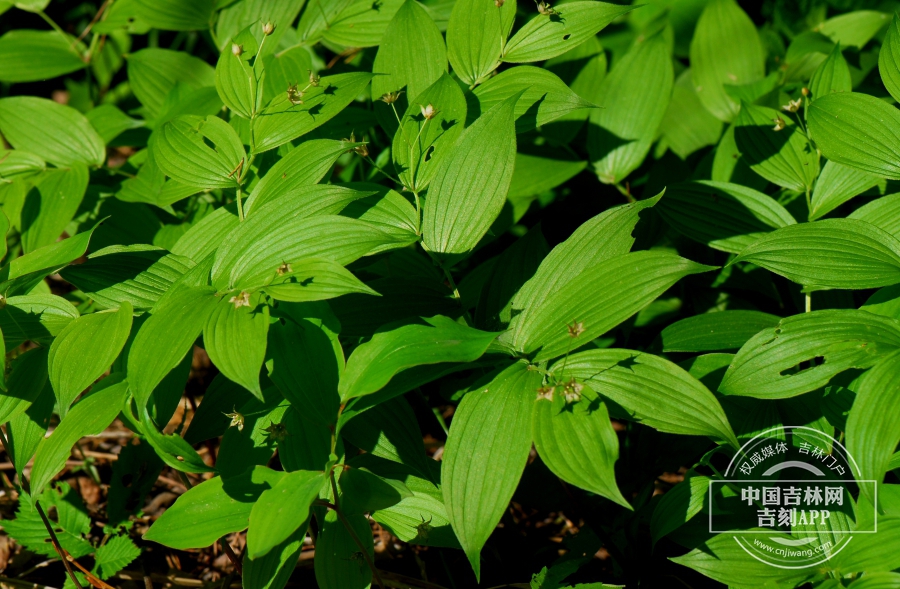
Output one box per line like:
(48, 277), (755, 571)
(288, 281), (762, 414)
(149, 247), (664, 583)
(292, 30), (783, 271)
(379, 90), (404, 104)
(276, 262), (292, 276)
(567, 320), (585, 338)
(343, 132), (369, 156)
(535, 0), (556, 15)
(231, 43), (244, 57)
(772, 116), (786, 132)
(536, 386), (555, 401)
(263, 421), (289, 442)
(495, 0), (505, 6)
(414, 516), (433, 541)
(420, 103), (437, 120)
(308, 70), (320, 87)
(229, 291), (251, 309)
(262, 21), (275, 36)
(563, 379), (583, 403)
(782, 98), (802, 113)
(287, 84), (304, 105)
(224, 408), (245, 431)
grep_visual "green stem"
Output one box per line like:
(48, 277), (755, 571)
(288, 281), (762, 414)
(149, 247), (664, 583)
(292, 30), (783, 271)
(236, 185), (245, 222)
(412, 190), (421, 234)
(805, 292), (812, 313)
(328, 469), (385, 589)
(363, 155), (402, 185)
(614, 182), (635, 203)
(38, 10), (68, 38)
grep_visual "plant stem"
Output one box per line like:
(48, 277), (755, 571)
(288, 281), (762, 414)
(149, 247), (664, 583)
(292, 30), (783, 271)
(363, 156), (402, 185)
(220, 539), (243, 575)
(236, 186), (245, 221)
(614, 182), (635, 203)
(805, 292), (812, 313)
(328, 469), (385, 589)
(34, 501), (85, 589)
(37, 10), (68, 38)
(412, 190), (421, 234)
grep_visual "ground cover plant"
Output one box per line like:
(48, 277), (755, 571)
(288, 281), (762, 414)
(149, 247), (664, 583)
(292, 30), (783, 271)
(6, 0), (900, 587)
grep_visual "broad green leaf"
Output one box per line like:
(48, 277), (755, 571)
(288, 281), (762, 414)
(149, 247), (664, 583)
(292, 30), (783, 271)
(134, 0), (215, 31)
(251, 72), (375, 153)
(810, 160), (880, 220)
(588, 34), (673, 184)
(542, 36), (607, 144)
(510, 251), (715, 361)
(212, 214), (393, 292)
(719, 309), (900, 399)
(214, 0), (302, 57)
(215, 26), (262, 120)
(116, 152), (203, 209)
(144, 466), (286, 549)
(818, 10), (890, 49)
(21, 164), (89, 253)
(650, 475), (711, 544)
(502, 2), (632, 63)
(422, 93), (518, 256)
(126, 48), (215, 117)
(810, 43), (852, 100)
(881, 14), (900, 103)
(87, 104), (144, 144)
(150, 114), (245, 189)
(371, 0), (447, 102)
(660, 69), (724, 160)
(446, 0), (516, 86)
(848, 572), (900, 588)
(30, 376), (129, 495)
(392, 73), (466, 192)
(662, 310), (781, 352)
(690, 0), (765, 121)
(372, 492), (457, 548)
(533, 391), (630, 509)
(0, 149), (44, 181)
(469, 66), (596, 133)
(314, 510), (373, 589)
(0, 97), (105, 167)
(243, 527), (305, 589)
(171, 207), (240, 262)
(263, 258), (378, 303)
(138, 402), (215, 474)
(443, 362), (539, 580)
(0, 295), (78, 349)
(658, 180), (797, 253)
(733, 102), (819, 192)
(711, 121), (769, 191)
(846, 349), (900, 504)
(128, 286), (218, 410)
(338, 316), (498, 401)
(323, 0), (405, 47)
(557, 350), (739, 447)
(49, 302), (133, 413)
(732, 218), (900, 289)
(850, 193), (900, 239)
(828, 518), (900, 575)
(0, 347), (49, 424)
(245, 140), (358, 213)
(203, 292), (269, 399)
(808, 92), (900, 180)
(261, 45), (312, 105)
(296, 0), (356, 44)
(60, 245), (196, 311)
(7, 385), (54, 477)
(0, 30), (85, 83)
(247, 470), (324, 559)
(339, 467), (412, 514)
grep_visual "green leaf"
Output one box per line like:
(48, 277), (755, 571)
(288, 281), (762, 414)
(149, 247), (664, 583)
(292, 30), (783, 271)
(0, 97), (105, 167)
(215, 0), (303, 59)
(733, 102), (819, 192)
(216, 25), (262, 120)
(391, 73), (466, 192)
(371, 0), (447, 102)
(134, 0), (215, 31)
(171, 207), (240, 262)
(446, 0), (516, 86)
(313, 510), (373, 589)
(719, 309), (900, 399)
(502, 1), (632, 64)
(533, 391), (630, 509)
(7, 385), (55, 477)
(338, 316), (498, 401)
(810, 43), (852, 101)
(422, 93), (518, 256)
(126, 48), (215, 117)
(339, 467), (412, 514)
(247, 470), (324, 559)
(690, 0), (765, 121)
(851, 193), (900, 239)
(732, 218), (900, 289)
(144, 466), (286, 549)
(49, 302), (133, 414)
(0, 347), (49, 424)
(322, 0), (405, 47)
(128, 286), (218, 410)
(30, 376), (129, 495)
(470, 66), (596, 134)
(245, 139), (357, 214)
(21, 164), (89, 253)
(650, 475), (711, 544)
(263, 258), (379, 302)
(661, 310), (782, 352)
(846, 349), (900, 504)
(261, 45), (312, 105)
(557, 349), (739, 447)
(0, 149), (45, 181)
(542, 36), (607, 144)
(251, 72), (374, 153)
(87, 104), (145, 144)
(243, 527), (305, 589)
(588, 34), (673, 184)
(94, 535), (141, 580)
(657, 180), (797, 254)
(3, 492), (93, 560)
(150, 114), (245, 189)
(443, 362), (539, 580)
(60, 245), (196, 311)
(808, 92), (900, 180)
(826, 518), (900, 575)
(509, 251), (715, 361)
(818, 10), (890, 49)
(810, 160), (880, 220)
(881, 15), (900, 104)
(0, 30), (85, 83)
(508, 152), (586, 199)
(659, 69), (724, 160)
(203, 292), (269, 399)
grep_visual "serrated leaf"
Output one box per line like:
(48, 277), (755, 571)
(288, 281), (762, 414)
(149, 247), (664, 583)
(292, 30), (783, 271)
(0, 97), (105, 167)
(557, 349), (738, 447)
(203, 292), (269, 398)
(446, 0), (516, 86)
(94, 535), (141, 580)
(588, 34), (673, 184)
(443, 362), (539, 580)
(732, 218), (900, 289)
(49, 302), (133, 414)
(247, 470), (324, 559)
(719, 309), (900, 399)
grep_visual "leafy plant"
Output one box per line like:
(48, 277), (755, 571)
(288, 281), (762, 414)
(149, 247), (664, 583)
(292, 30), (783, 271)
(2, 0), (900, 588)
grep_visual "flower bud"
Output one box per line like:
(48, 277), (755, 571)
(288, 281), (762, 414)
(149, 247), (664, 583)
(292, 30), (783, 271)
(308, 70), (320, 87)
(231, 43), (243, 57)
(262, 21), (275, 36)
(420, 103), (437, 120)
(772, 116), (786, 132)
